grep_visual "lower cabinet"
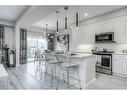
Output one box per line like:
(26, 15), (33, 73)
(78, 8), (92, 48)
(112, 55), (127, 77)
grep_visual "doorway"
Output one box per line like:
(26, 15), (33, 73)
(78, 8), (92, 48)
(27, 35), (47, 63)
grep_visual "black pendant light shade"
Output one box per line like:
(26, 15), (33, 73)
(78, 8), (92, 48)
(57, 20), (58, 33)
(64, 6), (68, 31)
(56, 11), (59, 33)
(76, 12), (79, 28)
(65, 17), (67, 31)
(46, 24), (48, 37)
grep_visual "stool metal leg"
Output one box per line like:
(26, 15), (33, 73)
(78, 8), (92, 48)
(76, 67), (82, 89)
(54, 64), (57, 78)
(61, 68), (65, 82)
(40, 61), (45, 80)
(51, 64), (54, 87)
(56, 67), (62, 90)
(44, 62), (49, 82)
(35, 61), (40, 77)
(67, 69), (69, 89)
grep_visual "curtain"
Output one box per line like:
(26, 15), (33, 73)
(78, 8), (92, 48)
(0, 26), (5, 64)
(20, 28), (27, 64)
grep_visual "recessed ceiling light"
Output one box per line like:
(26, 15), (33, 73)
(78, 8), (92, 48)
(84, 13), (88, 16)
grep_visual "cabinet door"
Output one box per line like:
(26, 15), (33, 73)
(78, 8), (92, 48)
(125, 16), (127, 41)
(95, 22), (103, 34)
(113, 55), (127, 76)
(114, 17), (126, 42)
(121, 60), (127, 75)
(103, 20), (114, 32)
(113, 58), (123, 74)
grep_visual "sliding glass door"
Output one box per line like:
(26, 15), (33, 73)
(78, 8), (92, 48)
(27, 36), (47, 62)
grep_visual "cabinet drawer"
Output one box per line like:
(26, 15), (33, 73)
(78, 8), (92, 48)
(113, 55), (127, 60)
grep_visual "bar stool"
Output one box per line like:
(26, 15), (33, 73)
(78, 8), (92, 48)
(35, 51), (55, 80)
(34, 50), (40, 64)
(44, 53), (63, 87)
(35, 52), (47, 79)
(56, 55), (82, 90)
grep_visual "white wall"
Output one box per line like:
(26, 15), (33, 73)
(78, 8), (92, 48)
(4, 26), (15, 50)
(15, 25), (20, 66)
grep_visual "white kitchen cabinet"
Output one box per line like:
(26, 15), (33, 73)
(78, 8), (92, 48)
(94, 16), (126, 42)
(95, 20), (114, 34)
(103, 20), (114, 32)
(114, 16), (126, 42)
(95, 22), (103, 34)
(71, 15), (127, 46)
(121, 60), (127, 75)
(112, 54), (127, 77)
(125, 16), (127, 41)
(112, 58), (123, 74)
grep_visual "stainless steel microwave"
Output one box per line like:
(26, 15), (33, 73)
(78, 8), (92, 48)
(95, 32), (115, 43)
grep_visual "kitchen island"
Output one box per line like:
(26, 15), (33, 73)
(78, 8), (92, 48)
(54, 53), (96, 89)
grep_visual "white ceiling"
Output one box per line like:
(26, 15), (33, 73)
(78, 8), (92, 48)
(0, 6), (28, 22)
(33, 6), (126, 31)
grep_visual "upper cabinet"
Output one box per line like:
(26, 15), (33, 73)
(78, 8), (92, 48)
(71, 15), (127, 45)
(103, 19), (114, 32)
(95, 19), (114, 34)
(95, 22), (103, 34)
(114, 16), (126, 42)
(94, 16), (126, 43)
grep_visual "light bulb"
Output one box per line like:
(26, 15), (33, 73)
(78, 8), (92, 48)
(51, 36), (53, 38)
(76, 27), (79, 29)
(84, 13), (88, 16)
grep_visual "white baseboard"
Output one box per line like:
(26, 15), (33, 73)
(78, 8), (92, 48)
(113, 72), (127, 79)
(81, 78), (96, 89)
(86, 78), (96, 87)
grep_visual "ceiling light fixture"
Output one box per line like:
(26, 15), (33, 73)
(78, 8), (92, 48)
(64, 6), (68, 32)
(56, 11), (60, 33)
(76, 12), (79, 29)
(75, 6), (79, 29)
(46, 24), (48, 37)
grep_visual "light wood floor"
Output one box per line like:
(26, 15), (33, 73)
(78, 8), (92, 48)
(5, 62), (127, 90)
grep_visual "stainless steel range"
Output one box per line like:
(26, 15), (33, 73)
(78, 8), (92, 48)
(93, 51), (114, 75)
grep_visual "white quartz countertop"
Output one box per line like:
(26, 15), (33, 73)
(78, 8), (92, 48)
(55, 53), (94, 58)
(113, 52), (127, 55)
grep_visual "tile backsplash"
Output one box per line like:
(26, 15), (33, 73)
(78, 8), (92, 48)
(72, 43), (127, 53)
(95, 43), (127, 52)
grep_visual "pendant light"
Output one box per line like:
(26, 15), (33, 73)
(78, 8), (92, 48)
(46, 24), (48, 36)
(76, 12), (79, 28)
(45, 24), (49, 41)
(64, 6), (68, 32)
(56, 11), (59, 33)
(76, 6), (79, 29)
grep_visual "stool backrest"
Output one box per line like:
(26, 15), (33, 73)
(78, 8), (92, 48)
(44, 53), (58, 63)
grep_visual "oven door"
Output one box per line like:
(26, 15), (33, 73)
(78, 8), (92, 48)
(101, 55), (111, 69)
